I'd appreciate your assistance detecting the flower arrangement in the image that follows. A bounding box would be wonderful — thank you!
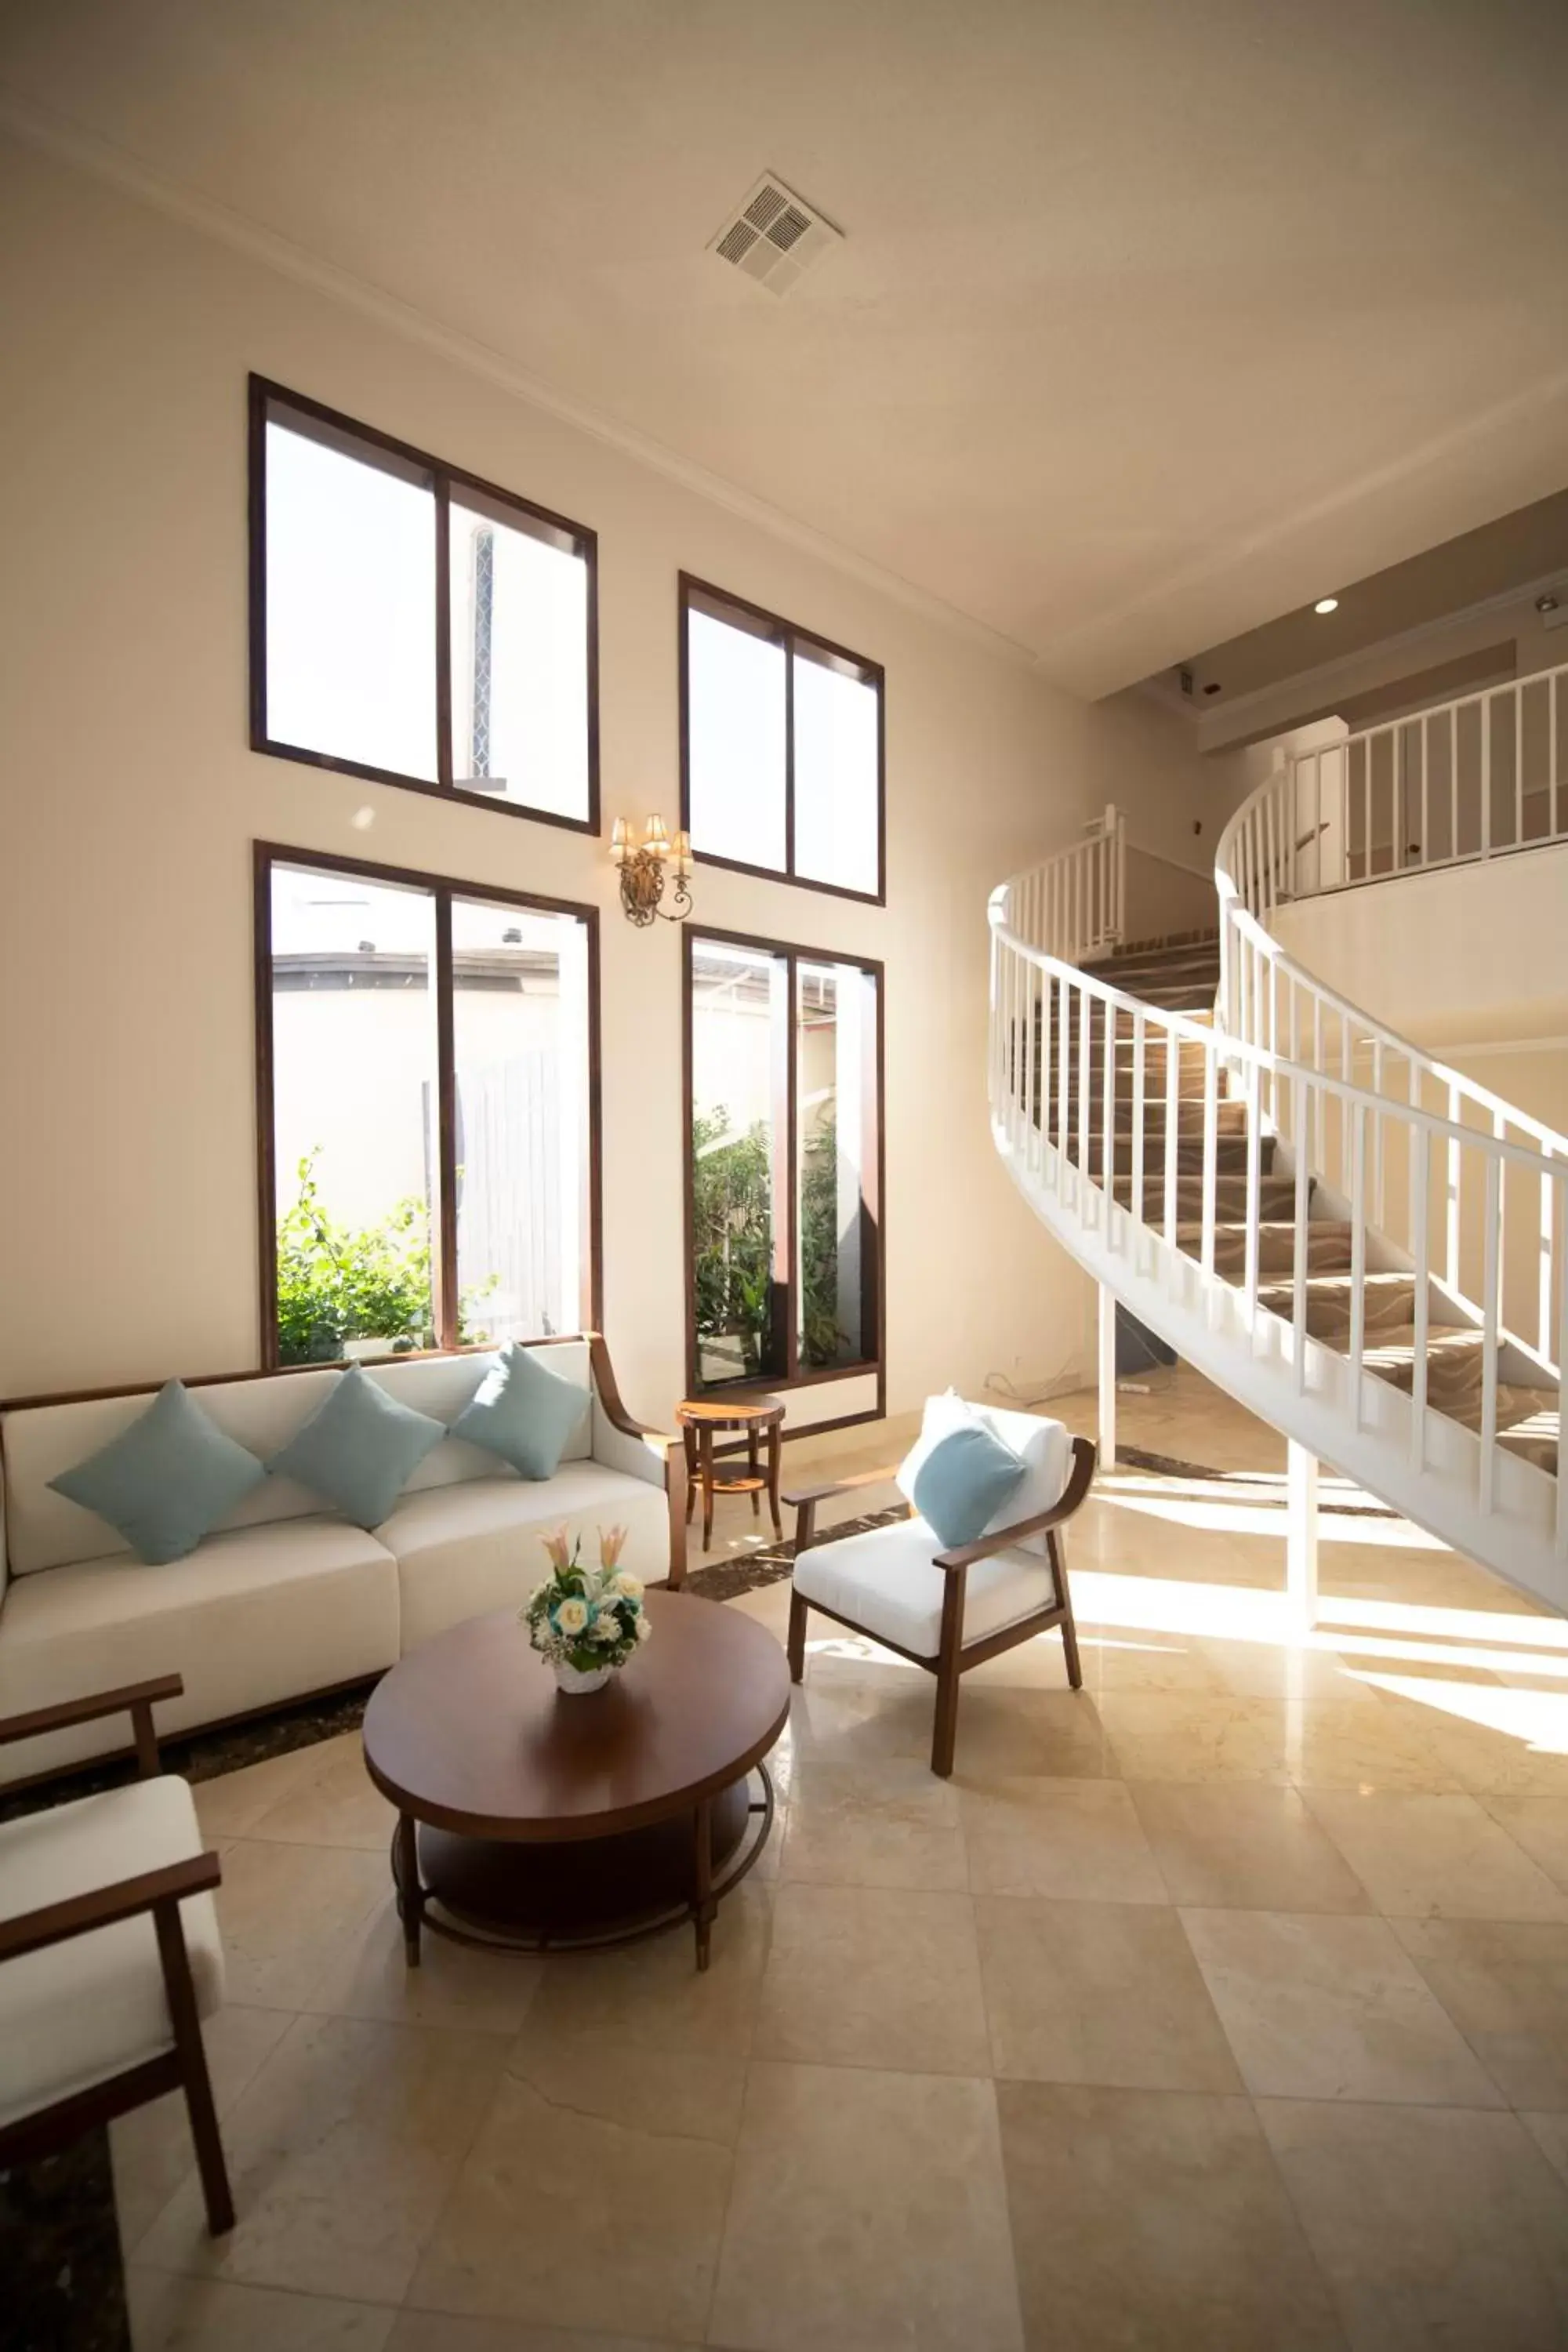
[522,1526,650,1691]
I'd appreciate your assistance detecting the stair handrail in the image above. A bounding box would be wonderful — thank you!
[1247,657,1567,912]
[988,828,1568,1573]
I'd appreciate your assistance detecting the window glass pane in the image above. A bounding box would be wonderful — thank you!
[687,608,787,872]
[269,866,441,1362]
[793,652,880,895]
[449,499,590,821]
[264,416,438,781]
[797,962,879,1369]
[451,897,590,1344]
[690,941,789,1387]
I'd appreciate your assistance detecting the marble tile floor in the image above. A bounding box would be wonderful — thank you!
[115,1370,1568,2348]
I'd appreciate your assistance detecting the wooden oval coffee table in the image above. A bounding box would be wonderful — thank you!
[361,1591,789,1969]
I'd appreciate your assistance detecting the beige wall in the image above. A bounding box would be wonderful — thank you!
[0,135,1236,1421]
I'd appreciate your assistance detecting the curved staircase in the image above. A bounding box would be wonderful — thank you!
[991,668,1568,1610]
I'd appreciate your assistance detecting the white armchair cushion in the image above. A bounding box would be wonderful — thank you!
[792,1516,1060,1660]
[0,1775,223,2129]
[897,1395,1069,1557]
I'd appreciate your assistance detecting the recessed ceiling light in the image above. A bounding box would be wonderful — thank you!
[1314,597,1339,615]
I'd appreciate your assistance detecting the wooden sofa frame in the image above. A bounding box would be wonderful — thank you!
[784,1435,1097,1777]
[0,1675,234,2235]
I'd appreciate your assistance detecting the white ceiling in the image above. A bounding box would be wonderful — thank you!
[6,0,1568,697]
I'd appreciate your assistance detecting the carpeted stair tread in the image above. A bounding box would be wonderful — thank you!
[1177,1220,1358,1276]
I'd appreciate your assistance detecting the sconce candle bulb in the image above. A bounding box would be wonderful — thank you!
[611,811,692,926]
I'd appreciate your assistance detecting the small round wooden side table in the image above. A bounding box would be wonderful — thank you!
[677,1397,785,1549]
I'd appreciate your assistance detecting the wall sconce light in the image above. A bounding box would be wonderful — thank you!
[610,813,693,927]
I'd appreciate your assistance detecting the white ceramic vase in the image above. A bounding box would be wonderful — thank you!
[553,1660,612,1696]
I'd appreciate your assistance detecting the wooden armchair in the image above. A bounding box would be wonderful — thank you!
[0,1676,234,2235]
[785,1436,1097,1777]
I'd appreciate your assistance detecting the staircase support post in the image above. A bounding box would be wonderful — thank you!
[1287,1439,1319,1633]
[1098,1284,1117,1468]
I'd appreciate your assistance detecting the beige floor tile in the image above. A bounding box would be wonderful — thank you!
[754,1881,990,2074]
[1482,1795,1568,1890]
[387,2316,692,2351]
[1181,1907,1504,2106]
[1200,1638,1381,1705]
[1129,1782,1371,1914]
[135,2013,500,2303]
[1098,1692,1294,1784]
[1302,1788,1568,1921]
[241,1737,397,1851]
[780,1756,967,1889]
[127,2270,395,2350]
[708,2060,1023,2352]
[113,2005,293,2249]
[1523,2109,1568,2188]
[191,1745,334,1841]
[407,2040,739,2339]
[1422,1706,1568,1798]
[1072,1626,1232,1694]
[214,1839,390,2009]
[1258,2099,1568,2350]
[516,1879,772,2056]
[299,1891,545,2036]
[975,1895,1240,2091]
[1287,1700,1462,1793]
[996,2081,1343,2350]
[960,1775,1167,1901]
[950,1685,1122,1780]
[785,1667,931,1765]
[1392,1917,1568,2108]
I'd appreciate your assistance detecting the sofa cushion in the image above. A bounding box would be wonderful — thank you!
[0,1773,223,2129]
[47,1381,266,1566]
[897,1395,1070,1558]
[452,1342,593,1480]
[792,1515,1060,1660]
[2,1343,601,1578]
[378,1465,671,1653]
[0,1518,400,1784]
[267,1366,444,1530]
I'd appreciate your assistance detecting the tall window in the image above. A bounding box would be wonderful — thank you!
[681,576,884,902]
[685,929,882,1394]
[256,846,597,1366]
[250,379,597,829]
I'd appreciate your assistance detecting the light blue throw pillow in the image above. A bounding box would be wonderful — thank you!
[49,1380,266,1566]
[268,1364,443,1529]
[452,1342,590,1479]
[911,1421,1026,1552]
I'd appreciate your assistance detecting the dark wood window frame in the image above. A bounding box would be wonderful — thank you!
[249,376,601,835]
[678,574,887,906]
[682,923,886,1425]
[253,840,603,1369]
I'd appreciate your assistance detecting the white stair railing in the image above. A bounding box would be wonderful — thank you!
[989,733,1568,1607]
[1247,659,1568,907]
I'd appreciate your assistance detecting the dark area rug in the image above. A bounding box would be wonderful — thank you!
[0,2135,128,2352]
[1115,1443,1397,1515]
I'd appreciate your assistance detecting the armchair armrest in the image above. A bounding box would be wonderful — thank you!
[0,1674,184,1777]
[0,1849,222,1968]
[931,1437,1098,1572]
[781,1464,902,1512]
[586,1334,672,1454]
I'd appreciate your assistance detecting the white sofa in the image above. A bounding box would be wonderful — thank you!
[0,1336,681,1787]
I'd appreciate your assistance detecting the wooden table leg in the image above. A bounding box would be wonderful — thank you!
[748,1421,760,1517]
[682,1423,699,1526]
[767,1417,783,1537]
[394,1812,423,1968]
[699,1425,715,1550]
[692,1795,716,1972]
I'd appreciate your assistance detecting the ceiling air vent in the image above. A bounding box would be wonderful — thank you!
[709,175,841,296]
